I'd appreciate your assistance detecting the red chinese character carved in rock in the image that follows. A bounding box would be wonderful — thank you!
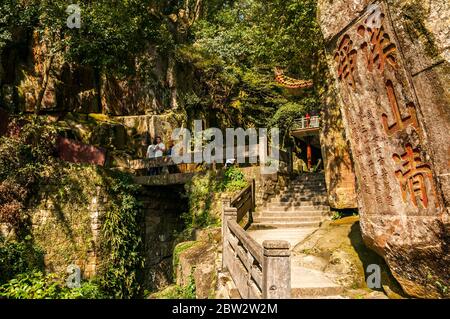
[334,34,358,90]
[357,14,398,73]
[393,144,437,208]
[382,80,419,135]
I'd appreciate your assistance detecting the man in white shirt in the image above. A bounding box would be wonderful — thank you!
[153,136,166,158]
[147,136,166,175]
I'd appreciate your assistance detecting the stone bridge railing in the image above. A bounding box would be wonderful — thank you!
[126,145,294,175]
[222,182,291,299]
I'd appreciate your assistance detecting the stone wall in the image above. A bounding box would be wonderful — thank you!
[27,185,105,279]
[240,166,290,209]
[318,0,450,297]
[1,177,189,290]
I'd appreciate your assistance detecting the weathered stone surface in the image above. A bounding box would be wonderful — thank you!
[320,86,358,209]
[319,1,450,298]
[318,0,372,41]
[293,216,404,298]
[1,31,180,116]
[115,113,181,158]
[56,137,107,166]
[175,228,221,299]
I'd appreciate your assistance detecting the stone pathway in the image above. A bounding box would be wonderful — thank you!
[247,228,316,248]
[248,227,345,299]
[248,173,346,299]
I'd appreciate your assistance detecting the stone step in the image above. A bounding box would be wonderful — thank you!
[267,203,330,210]
[273,198,328,205]
[277,193,328,198]
[288,179,326,183]
[271,196,327,202]
[265,208,330,214]
[269,202,328,208]
[276,193,328,198]
[290,185,325,188]
[293,174,325,180]
[282,189,327,194]
[254,216,323,223]
[249,221,322,229]
[291,266,344,298]
[216,272,241,299]
[291,286,345,298]
[284,185,327,190]
[255,211,325,218]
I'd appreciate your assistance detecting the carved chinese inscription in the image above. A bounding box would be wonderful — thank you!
[357,15,398,73]
[393,144,437,208]
[382,80,419,136]
[334,35,358,90]
[332,4,440,213]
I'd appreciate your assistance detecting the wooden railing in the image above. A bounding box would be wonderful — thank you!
[222,182,291,299]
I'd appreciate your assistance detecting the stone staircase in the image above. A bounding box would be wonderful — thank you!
[251,173,330,229]
[247,173,344,299]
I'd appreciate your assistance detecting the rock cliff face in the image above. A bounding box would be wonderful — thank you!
[318,0,449,298]
[0,31,182,116]
[320,85,358,209]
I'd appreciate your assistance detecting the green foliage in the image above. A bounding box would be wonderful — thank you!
[0,0,38,50]
[178,0,323,127]
[181,167,247,233]
[0,116,145,299]
[182,172,221,231]
[153,273,197,299]
[0,271,105,299]
[58,281,107,299]
[172,241,198,277]
[0,116,58,236]
[180,272,197,299]
[64,0,163,74]
[99,171,144,299]
[0,238,44,285]
[331,210,358,220]
[0,272,63,299]
[221,166,247,191]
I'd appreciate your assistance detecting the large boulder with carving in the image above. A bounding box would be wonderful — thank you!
[318,0,449,298]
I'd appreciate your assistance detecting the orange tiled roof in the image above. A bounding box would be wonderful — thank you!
[274,67,313,89]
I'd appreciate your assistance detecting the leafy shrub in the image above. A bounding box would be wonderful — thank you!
[221,166,247,191]
[152,273,197,299]
[0,272,62,299]
[0,116,57,236]
[59,281,107,299]
[0,271,105,299]
[0,238,44,285]
[98,171,144,299]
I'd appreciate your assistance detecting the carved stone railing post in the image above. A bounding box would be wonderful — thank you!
[221,201,237,271]
[262,240,291,299]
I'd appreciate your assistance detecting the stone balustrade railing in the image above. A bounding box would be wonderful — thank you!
[221,183,291,299]
[293,116,320,130]
[125,145,294,175]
